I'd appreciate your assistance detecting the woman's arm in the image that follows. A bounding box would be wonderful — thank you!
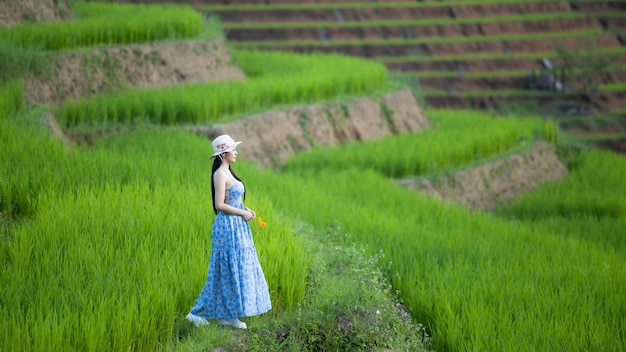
[214,171,255,221]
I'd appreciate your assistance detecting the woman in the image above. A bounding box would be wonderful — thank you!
[186,134,272,329]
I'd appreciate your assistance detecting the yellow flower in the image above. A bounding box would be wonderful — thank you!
[257,217,267,229]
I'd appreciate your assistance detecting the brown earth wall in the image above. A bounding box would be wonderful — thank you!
[25,39,245,105]
[450,2,571,18]
[425,34,622,56]
[574,2,626,14]
[214,7,451,23]
[399,141,569,210]
[191,87,429,167]
[419,77,526,91]
[594,91,626,111]
[413,71,625,92]
[424,94,588,110]
[214,3,576,24]
[202,0,415,4]
[385,58,562,73]
[257,34,621,58]
[0,0,73,27]
[226,18,601,42]
[604,18,626,31]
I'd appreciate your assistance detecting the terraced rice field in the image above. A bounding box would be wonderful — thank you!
[199,0,626,114]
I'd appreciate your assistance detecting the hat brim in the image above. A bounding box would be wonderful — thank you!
[210,140,242,157]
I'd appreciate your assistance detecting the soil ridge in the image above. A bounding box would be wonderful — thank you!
[187,86,430,167]
[397,141,568,210]
[25,39,245,105]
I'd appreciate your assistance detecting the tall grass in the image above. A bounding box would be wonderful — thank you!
[56,50,389,130]
[0,2,203,51]
[0,115,311,351]
[264,157,626,351]
[0,80,24,119]
[286,109,558,177]
[3,102,624,351]
[0,41,52,81]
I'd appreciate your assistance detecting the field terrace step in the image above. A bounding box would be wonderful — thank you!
[595,91,626,112]
[413,72,625,92]
[206,0,416,4]
[382,48,626,72]
[572,1,626,14]
[424,92,590,109]
[424,90,626,112]
[240,32,620,58]
[602,17,626,32]
[226,17,601,41]
[385,57,571,72]
[208,2,573,23]
[203,0,626,112]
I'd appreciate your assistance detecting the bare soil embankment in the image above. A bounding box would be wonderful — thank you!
[396,141,569,210]
[25,39,245,106]
[0,0,73,27]
[188,87,430,167]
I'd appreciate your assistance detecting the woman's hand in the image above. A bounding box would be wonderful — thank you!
[242,210,255,221]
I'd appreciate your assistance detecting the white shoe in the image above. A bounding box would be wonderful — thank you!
[218,318,247,329]
[186,313,210,327]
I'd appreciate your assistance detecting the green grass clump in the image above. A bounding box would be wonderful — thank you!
[286,109,557,177]
[0,41,52,81]
[0,81,24,119]
[0,2,203,51]
[55,50,389,130]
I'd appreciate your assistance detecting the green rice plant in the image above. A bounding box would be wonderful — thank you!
[3,101,625,351]
[599,83,626,92]
[0,41,52,81]
[55,50,389,130]
[286,109,557,178]
[0,2,203,51]
[1,117,311,351]
[233,28,603,48]
[0,81,24,119]
[260,163,626,351]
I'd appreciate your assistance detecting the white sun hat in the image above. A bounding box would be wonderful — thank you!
[210,134,242,158]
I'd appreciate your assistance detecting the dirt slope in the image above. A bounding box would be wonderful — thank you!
[187,87,430,167]
[397,141,568,210]
[0,0,73,27]
[25,39,245,105]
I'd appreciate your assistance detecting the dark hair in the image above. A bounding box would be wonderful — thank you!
[211,155,246,214]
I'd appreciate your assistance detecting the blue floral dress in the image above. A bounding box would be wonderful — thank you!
[189,171,272,319]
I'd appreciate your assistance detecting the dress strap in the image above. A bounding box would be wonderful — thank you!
[220,168,237,182]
